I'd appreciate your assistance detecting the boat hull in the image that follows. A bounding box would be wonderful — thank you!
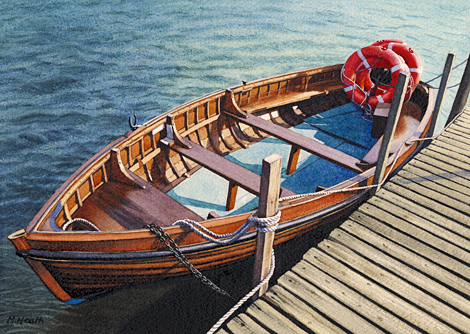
[14,191,367,301]
[8,63,435,302]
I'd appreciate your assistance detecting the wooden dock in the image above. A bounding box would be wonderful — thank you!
[216,104,470,333]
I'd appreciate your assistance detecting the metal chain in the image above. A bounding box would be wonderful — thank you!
[145,223,232,298]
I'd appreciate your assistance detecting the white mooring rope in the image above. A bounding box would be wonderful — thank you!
[173,210,281,245]
[177,210,281,334]
[206,251,276,334]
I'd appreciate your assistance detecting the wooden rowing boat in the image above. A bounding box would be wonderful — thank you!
[8,63,434,303]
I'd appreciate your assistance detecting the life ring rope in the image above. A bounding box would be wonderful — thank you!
[342,69,368,107]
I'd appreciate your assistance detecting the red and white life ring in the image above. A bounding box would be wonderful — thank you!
[380,42,422,90]
[341,45,409,109]
[363,40,422,97]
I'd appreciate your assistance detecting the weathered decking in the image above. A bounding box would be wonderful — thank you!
[217,104,470,333]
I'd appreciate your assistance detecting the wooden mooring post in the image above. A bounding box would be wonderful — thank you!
[446,52,470,125]
[252,154,282,301]
[427,52,455,138]
[371,71,410,196]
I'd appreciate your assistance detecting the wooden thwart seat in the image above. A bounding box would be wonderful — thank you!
[164,138,296,211]
[227,113,364,174]
[86,179,203,229]
[81,149,204,230]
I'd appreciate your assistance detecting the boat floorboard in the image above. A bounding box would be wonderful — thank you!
[216,103,470,333]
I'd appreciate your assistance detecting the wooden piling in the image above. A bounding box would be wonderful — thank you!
[252,154,282,301]
[427,53,455,137]
[371,71,410,196]
[446,52,470,125]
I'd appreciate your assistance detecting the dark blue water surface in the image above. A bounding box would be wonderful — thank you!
[1,0,469,333]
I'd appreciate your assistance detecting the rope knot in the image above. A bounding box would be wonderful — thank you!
[248,209,281,233]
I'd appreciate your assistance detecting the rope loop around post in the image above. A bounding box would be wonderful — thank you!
[172,209,281,246]
[248,209,281,233]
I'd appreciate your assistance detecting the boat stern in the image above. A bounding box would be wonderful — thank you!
[7,229,75,303]
[7,229,30,252]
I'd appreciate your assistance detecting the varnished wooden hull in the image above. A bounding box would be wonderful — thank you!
[9,63,435,303]
[14,192,363,301]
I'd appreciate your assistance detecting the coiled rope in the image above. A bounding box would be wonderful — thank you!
[62,218,100,231]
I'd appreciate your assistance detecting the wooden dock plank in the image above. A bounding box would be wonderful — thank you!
[278,270,383,334]
[329,228,470,317]
[454,117,470,130]
[429,135,470,160]
[447,122,470,136]
[349,210,470,279]
[407,158,470,196]
[226,313,270,334]
[367,195,470,251]
[431,138,470,161]
[456,111,470,119]
[361,201,470,263]
[382,180,470,226]
[391,172,470,215]
[340,219,470,298]
[376,188,470,240]
[414,154,470,185]
[409,148,470,176]
[302,248,459,333]
[442,126,470,143]
[215,329,230,334]
[427,142,470,167]
[290,255,421,334]
[403,157,470,192]
[244,299,309,334]
[434,135,470,160]
[317,238,470,333]
[264,285,345,334]
[398,164,470,202]
[214,329,230,334]
[450,116,470,128]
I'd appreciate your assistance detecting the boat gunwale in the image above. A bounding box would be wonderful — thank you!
[23,63,346,235]
[16,192,367,262]
[22,69,433,243]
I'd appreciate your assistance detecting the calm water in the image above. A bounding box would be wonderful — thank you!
[1,0,469,333]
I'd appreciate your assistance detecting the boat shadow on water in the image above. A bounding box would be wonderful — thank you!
[45,222,338,334]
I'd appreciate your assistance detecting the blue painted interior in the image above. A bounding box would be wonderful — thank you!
[168,103,377,218]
